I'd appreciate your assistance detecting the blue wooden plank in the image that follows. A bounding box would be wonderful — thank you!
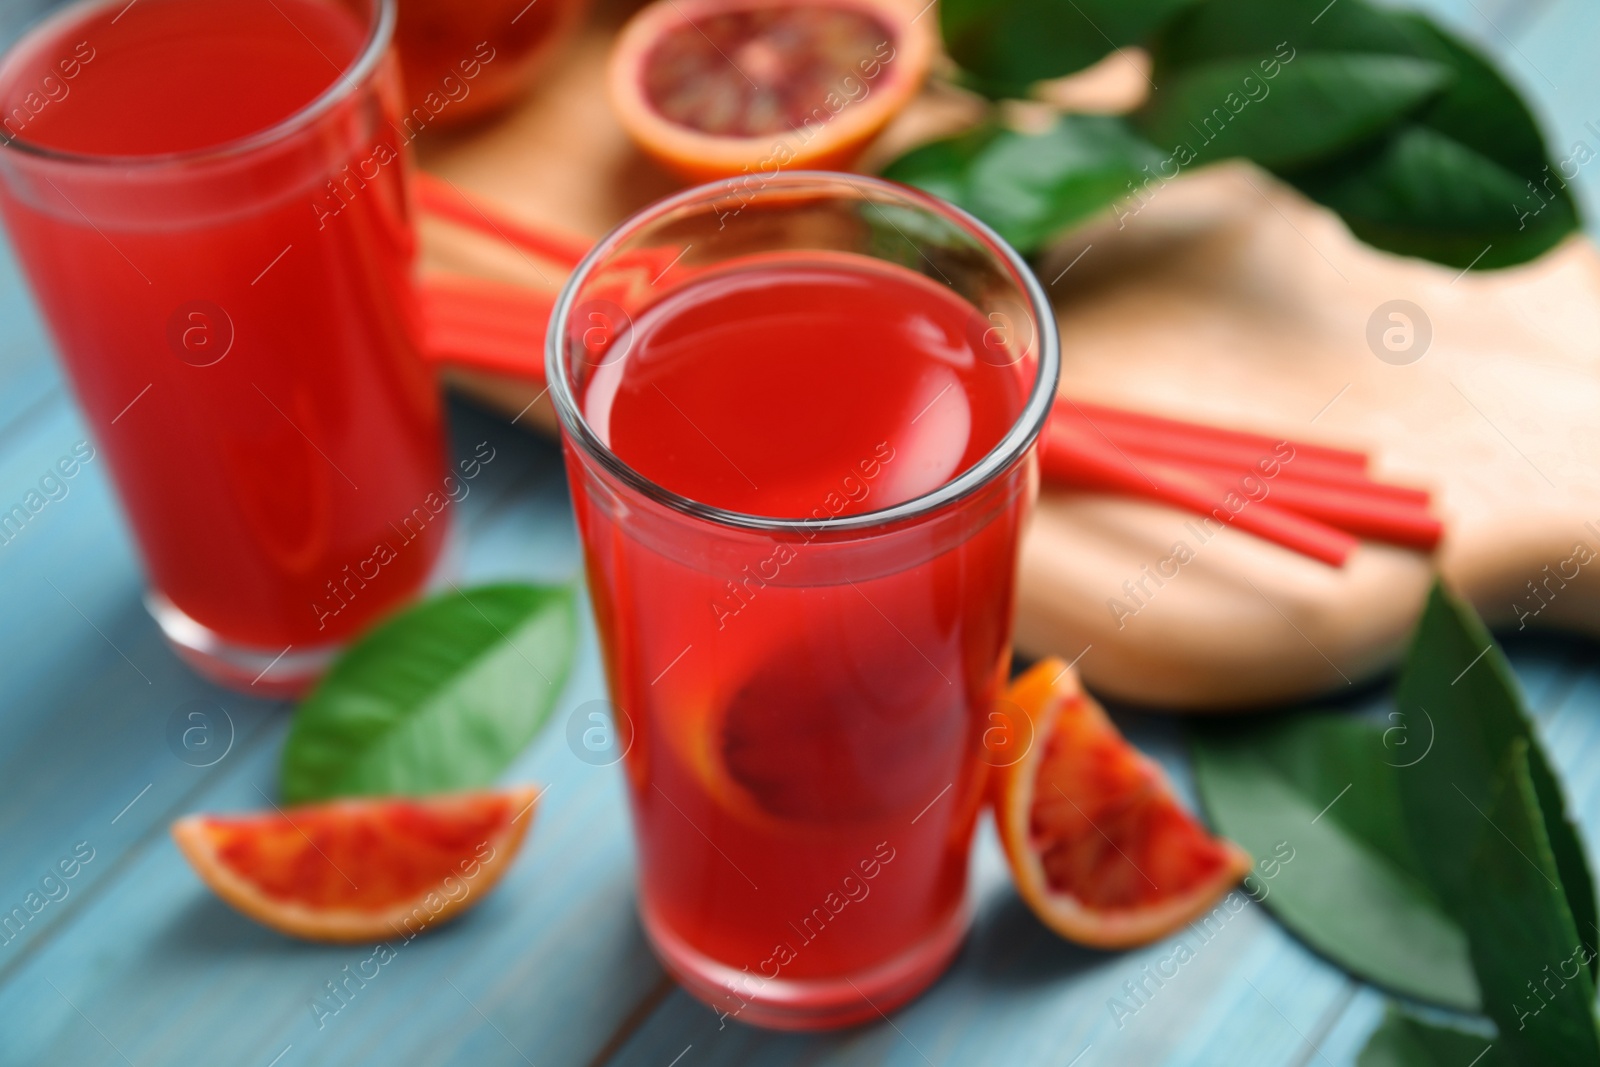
[0,227,63,439]
[0,391,140,705]
[1316,986,1399,1064]
[0,392,294,981]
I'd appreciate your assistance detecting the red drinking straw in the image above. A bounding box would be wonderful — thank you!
[415,172,591,269]
[1054,402,1369,487]
[419,275,555,377]
[1040,421,1358,566]
[1236,479,1443,549]
[1154,455,1431,505]
[1060,398,1369,469]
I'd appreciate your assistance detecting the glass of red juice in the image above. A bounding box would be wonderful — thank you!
[547,173,1059,1028]
[0,0,448,692]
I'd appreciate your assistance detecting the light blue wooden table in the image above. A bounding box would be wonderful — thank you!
[2,1,1597,1063]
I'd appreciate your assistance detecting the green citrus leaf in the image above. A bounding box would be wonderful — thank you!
[1282,17,1578,268]
[280,582,577,803]
[879,122,1002,207]
[1135,53,1451,170]
[1146,0,1427,69]
[940,0,1195,98]
[1193,714,1479,1010]
[1393,583,1598,985]
[1289,126,1574,269]
[1356,1005,1502,1067]
[1142,0,1579,268]
[882,115,1166,253]
[1384,13,1549,177]
[1461,741,1600,1064]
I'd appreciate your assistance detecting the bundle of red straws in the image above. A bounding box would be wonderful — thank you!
[1041,400,1439,566]
[415,175,1443,566]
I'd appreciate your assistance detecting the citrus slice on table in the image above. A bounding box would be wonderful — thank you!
[171,786,538,942]
[993,661,1251,948]
[607,0,936,181]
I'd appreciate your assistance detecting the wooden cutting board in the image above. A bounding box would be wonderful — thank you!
[417,8,1600,710]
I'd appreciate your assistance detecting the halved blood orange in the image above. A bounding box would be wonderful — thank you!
[607,0,936,182]
[172,786,538,942]
[994,661,1251,948]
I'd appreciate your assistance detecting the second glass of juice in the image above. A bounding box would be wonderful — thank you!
[0,0,447,692]
[548,174,1059,1028]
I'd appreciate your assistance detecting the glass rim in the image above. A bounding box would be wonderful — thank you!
[0,0,395,167]
[545,171,1062,537]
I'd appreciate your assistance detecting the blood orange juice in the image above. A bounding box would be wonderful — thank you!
[550,176,1059,1028]
[0,0,446,691]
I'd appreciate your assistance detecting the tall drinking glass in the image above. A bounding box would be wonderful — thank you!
[0,0,448,692]
[548,173,1059,1028]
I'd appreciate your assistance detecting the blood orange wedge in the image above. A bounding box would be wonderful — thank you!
[607,0,936,181]
[994,661,1251,948]
[171,786,538,942]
